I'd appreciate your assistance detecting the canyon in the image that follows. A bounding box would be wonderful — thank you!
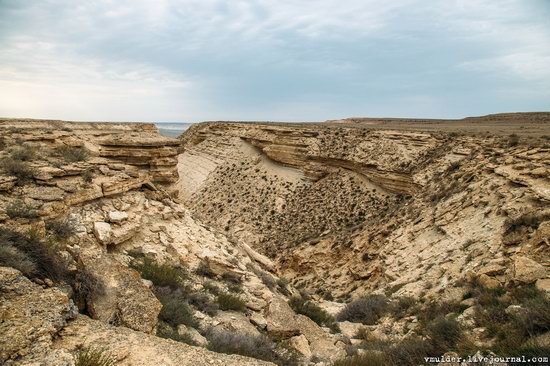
[0,114,549,365]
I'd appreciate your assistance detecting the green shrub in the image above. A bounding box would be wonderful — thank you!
[0,243,37,276]
[333,351,390,366]
[72,269,105,314]
[217,292,247,312]
[82,168,94,183]
[74,347,115,366]
[289,297,336,329]
[188,291,218,316]
[336,295,389,325]
[206,328,280,363]
[426,316,462,353]
[0,158,34,183]
[46,218,76,239]
[195,261,215,278]
[9,145,37,161]
[203,280,220,295]
[0,227,68,281]
[5,200,38,219]
[386,337,433,366]
[56,145,89,162]
[390,296,416,318]
[158,294,199,328]
[131,257,188,289]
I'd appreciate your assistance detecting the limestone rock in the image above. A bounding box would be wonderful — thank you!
[0,267,78,365]
[79,250,161,333]
[177,325,208,347]
[288,335,311,358]
[108,210,128,222]
[212,311,261,337]
[55,315,275,365]
[512,256,547,284]
[265,297,301,339]
[535,278,550,293]
[93,221,112,244]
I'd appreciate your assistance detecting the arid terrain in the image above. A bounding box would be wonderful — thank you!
[1,113,549,366]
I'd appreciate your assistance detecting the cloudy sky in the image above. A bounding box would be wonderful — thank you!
[0,0,549,122]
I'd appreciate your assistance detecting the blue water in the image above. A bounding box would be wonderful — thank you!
[154,122,193,137]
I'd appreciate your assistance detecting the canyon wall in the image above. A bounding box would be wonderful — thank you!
[178,117,550,301]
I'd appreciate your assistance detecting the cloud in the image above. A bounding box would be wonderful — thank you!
[0,0,549,121]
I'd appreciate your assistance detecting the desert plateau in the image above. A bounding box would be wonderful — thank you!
[0,113,549,365]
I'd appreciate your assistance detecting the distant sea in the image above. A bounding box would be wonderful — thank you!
[154,122,193,137]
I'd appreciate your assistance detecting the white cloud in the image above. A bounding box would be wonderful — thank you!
[0,0,549,121]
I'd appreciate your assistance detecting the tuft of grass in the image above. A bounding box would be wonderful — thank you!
[217,292,247,312]
[206,328,282,364]
[157,293,199,328]
[0,227,68,281]
[131,257,188,289]
[188,291,218,316]
[203,280,221,295]
[82,168,94,183]
[0,158,34,184]
[0,243,37,276]
[56,145,89,162]
[74,347,115,366]
[426,316,463,353]
[333,352,390,366]
[195,261,216,278]
[9,145,37,161]
[5,200,38,219]
[336,294,389,325]
[46,217,77,240]
[289,297,338,331]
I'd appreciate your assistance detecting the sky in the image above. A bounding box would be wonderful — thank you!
[0,0,549,122]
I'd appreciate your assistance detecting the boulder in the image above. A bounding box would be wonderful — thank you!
[535,278,550,294]
[512,256,547,284]
[177,325,208,347]
[0,267,78,365]
[93,221,112,244]
[265,297,346,362]
[212,311,261,337]
[79,249,161,333]
[108,210,129,222]
[288,335,312,358]
[338,321,365,339]
[111,222,140,245]
[265,297,301,339]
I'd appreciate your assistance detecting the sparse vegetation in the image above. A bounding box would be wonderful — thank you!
[0,158,35,183]
[217,292,247,312]
[56,145,89,162]
[195,261,215,278]
[5,200,38,219]
[46,217,77,239]
[0,227,67,280]
[0,243,37,276]
[289,296,338,331]
[9,145,37,161]
[157,293,199,328]
[131,257,188,289]
[206,328,295,365]
[74,347,115,366]
[82,168,94,183]
[333,351,390,366]
[337,294,389,325]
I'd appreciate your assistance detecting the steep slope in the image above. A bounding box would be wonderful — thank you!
[178,115,550,301]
